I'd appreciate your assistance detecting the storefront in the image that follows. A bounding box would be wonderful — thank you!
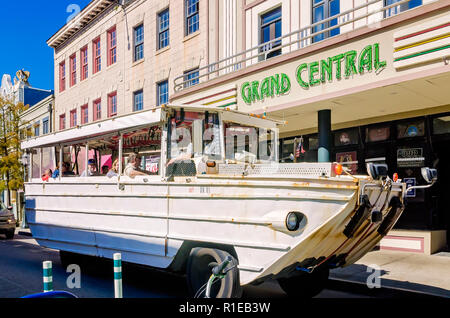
[280,113,450,243]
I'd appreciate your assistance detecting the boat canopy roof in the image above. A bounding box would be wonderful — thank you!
[21,104,283,150]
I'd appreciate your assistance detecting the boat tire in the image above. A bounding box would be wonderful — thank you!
[5,229,14,240]
[186,247,242,298]
[278,267,329,298]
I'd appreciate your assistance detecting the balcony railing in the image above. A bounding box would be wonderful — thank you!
[174,0,428,92]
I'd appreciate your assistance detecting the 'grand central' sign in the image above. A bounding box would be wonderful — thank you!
[241,43,386,105]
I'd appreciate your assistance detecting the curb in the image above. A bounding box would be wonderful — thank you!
[327,277,447,298]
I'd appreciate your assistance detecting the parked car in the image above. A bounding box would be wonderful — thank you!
[0,202,15,239]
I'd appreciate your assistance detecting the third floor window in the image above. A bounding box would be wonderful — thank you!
[81,46,88,81]
[93,38,101,73]
[70,54,77,87]
[312,0,340,43]
[158,9,170,50]
[134,24,144,62]
[59,61,66,92]
[185,0,199,36]
[108,26,117,66]
[384,0,422,18]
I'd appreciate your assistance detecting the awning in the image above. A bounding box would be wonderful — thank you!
[21,108,162,150]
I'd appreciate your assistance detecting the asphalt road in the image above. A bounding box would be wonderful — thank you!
[0,232,410,299]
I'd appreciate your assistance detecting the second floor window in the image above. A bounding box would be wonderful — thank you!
[59,61,66,92]
[42,117,49,135]
[157,80,169,106]
[133,90,144,112]
[108,27,117,66]
[93,38,101,73]
[134,24,144,62]
[384,0,422,18]
[81,46,88,81]
[70,109,77,127]
[93,99,101,121]
[158,9,170,50]
[70,54,77,87]
[59,114,66,130]
[81,104,89,124]
[312,0,340,43]
[34,122,40,137]
[184,69,199,88]
[185,0,199,36]
[260,7,282,60]
[108,92,117,117]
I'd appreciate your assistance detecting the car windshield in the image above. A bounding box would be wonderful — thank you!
[0,201,7,210]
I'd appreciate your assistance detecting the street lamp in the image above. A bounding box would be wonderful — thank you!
[20,152,30,229]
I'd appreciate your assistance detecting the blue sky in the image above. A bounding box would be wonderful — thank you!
[0,0,91,90]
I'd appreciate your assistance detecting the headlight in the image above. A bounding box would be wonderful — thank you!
[7,219,14,224]
[286,213,300,231]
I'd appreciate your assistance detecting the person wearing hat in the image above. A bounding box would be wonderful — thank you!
[81,159,98,177]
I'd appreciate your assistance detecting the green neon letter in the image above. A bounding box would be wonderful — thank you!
[280,73,291,94]
[359,45,373,74]
[260,77,271,100]
[344,50,358,78]
[374,43,387,71]
[270,74,280,96]
[332,54,344,80]
[296,63,309,89]
[241,82,252,104]
[321,58,333,83]
[309,62,320,86]
[251,81,261,102]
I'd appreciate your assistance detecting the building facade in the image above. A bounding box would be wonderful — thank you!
[48,0,218,131]
[169,0,450,254]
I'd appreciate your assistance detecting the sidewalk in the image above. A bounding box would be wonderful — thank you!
[330,249,450,298]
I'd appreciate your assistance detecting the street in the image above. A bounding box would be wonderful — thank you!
[0,232,436,299]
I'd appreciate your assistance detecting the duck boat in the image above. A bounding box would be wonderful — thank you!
[21,104,436,298]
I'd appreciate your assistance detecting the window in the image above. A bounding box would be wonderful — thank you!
[433,116,450,135]
[185,0,199,36]
[42,117,49,135]
[59,61,66,92]
[334,128,359,146]
[183,69,199,88]
[134,24,144,61]
[26,126,32,140]
[81,46,88,81]
[158,9,170,50]
[312,0,340,43]
[366,125,391,142]
[34,122,40,137]
[384,0,422,18]
[59,114,66,130]
[70,54,77,87]
[93,38,101,74]
[133,90,144,112]
[108,27,117,66]
[70,109,77,127]
[397,120,425,139]
[81,104,89,124]
[108,92,117,117]
[93,99,102,121]
[157,81,169,106]
[260,7,282,60]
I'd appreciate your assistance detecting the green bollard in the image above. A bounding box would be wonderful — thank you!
[113,253,123,298]
[43,261,53,292]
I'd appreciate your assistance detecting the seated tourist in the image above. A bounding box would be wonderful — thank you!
[42,169,52,182]
[101,165,109,175]
[167,134,193,166]
[107,159,119,178]
[80,159,98,177]
[124,153,149,178]
[52,165,59,178]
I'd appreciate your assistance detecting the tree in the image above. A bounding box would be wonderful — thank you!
[0,96,29,206]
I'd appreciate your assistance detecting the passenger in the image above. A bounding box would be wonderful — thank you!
[62,162,76,176]
[106,159,119,178]
[52,165,59,178]
[80,159,98,177]
[101,165,109,175]
[124,153,148,178]
[42,169,52,182]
